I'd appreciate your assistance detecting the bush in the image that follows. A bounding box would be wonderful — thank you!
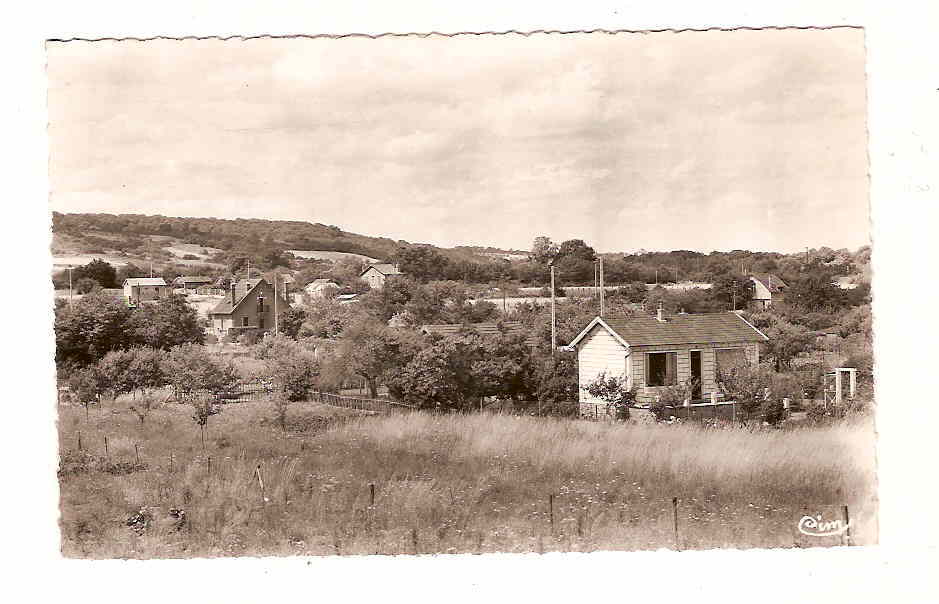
[583,371,636,420]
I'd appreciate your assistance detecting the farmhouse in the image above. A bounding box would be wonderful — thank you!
[749,273,787,310]
[420,321,540,348]
[360,263,403,289]
[122,277,169,306]
[567,309,768,416]
[304,278,341,299]
[208,277,289,340]
[171,275,214,290]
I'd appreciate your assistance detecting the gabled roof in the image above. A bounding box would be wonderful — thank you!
[568,312,768,349]
[173,275,213,284]
[124,278,167,287]
[209,278,267,315]
[360,263,403,277]
[420,321,540,347]
[750,273,788,293]
[305,279,340,290]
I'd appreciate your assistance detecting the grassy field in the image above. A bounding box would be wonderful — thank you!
[57,398,877,558]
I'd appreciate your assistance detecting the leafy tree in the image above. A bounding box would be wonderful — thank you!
[300,297,362,339]
[710,273,754,310]
[67,366,104,419]
[127,294,204,349]
[393,245,450,282]
[531,236,558,264]
[761,320,817,370]
[277,306,306,339]
[786,274,848,311]
[717,363,775,422]
[162,343,238,400]
[387,333,485,411]
[471,333,535,402]
[532,353,580,416]
[74,258,118,289]
[75,277,100,294]
[55,291,133,368]
[265,345,320,401]
[556,239,596,263]
[327,321,418,398]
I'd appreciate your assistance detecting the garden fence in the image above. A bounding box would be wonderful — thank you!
[309,390,417,414]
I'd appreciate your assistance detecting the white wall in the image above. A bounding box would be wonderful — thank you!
[576,324,628,403]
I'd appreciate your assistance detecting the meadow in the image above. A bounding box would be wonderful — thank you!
[57,398,877,558]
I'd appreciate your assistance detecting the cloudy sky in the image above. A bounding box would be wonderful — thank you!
[47,28,868,253]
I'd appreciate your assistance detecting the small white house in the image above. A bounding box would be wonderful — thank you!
[360,263,403,289]
[567,310,769,417]
[123,277,169,306]
[749,273,787,311]
[304,278,340,299]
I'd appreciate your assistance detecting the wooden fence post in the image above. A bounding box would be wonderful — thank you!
[369,483,375,507]
[549,493,555,534]
[672,497,680,551]
[77,431,82,452]
[104,435,109,461]
[135,443,140,466]
[256,464,267,503]
[842,505,852,546]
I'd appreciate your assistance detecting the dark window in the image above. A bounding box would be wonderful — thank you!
[242,316,249,327]
[647,352,678,386]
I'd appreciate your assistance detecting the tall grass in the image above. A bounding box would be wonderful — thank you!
[57,399,876,558]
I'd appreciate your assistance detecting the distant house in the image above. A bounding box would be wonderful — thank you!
[208,278,289,339]
[304,278,341,299]
[123,278,169,307]
[749,273,788,310]
[360,263,403,290]
[567,310,768,416]
[420,321,540,348]
[172,275,214,291]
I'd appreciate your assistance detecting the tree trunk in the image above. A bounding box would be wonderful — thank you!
[366,377,378,399]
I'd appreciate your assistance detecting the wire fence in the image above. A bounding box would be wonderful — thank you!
[309,390,417,414]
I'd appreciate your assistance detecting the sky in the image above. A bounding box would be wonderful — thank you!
[47,28,869,254]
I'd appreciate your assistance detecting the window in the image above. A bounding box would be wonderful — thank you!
[242,316,249,327]
[647,352,678,386]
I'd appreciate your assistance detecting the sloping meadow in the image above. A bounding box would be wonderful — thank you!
[58,400,876,558]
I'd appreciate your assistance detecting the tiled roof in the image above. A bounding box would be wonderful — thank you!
[209,278,265,315]
[361,263,403,276]
[124,278,167,286]
[750,273,788,293]
[421,321,540,346]
[572,313,768,348]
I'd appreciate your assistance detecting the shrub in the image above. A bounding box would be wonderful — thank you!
[583,371,635,420]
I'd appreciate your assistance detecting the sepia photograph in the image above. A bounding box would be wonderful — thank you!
[47,27,875,559]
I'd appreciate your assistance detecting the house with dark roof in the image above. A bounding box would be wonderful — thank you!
[749,273,788,310]
[122,277,169,307]
[420,321,540,348]
[208,278,289,339]
[567,309,768,415]
[171,275,214,290]
[360,263,403,290]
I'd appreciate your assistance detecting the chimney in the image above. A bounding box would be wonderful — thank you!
[656,302,666,322]
[231,282,236,306]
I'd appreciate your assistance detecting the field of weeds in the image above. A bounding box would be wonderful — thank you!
[57,399,877,558]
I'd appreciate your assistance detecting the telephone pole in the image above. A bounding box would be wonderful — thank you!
[550,260,557,357]
[273,273,278,336]
[599,256,605,318]
[67,265,74,308]
[732,279,738,311]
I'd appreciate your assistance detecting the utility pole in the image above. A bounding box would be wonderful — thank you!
[599,256,605,318]
[550,260,557,357]
[732,279,738,311]
[67,265,74,308]
[273,273,278,336]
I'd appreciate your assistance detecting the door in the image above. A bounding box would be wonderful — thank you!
[690,351,702,400]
